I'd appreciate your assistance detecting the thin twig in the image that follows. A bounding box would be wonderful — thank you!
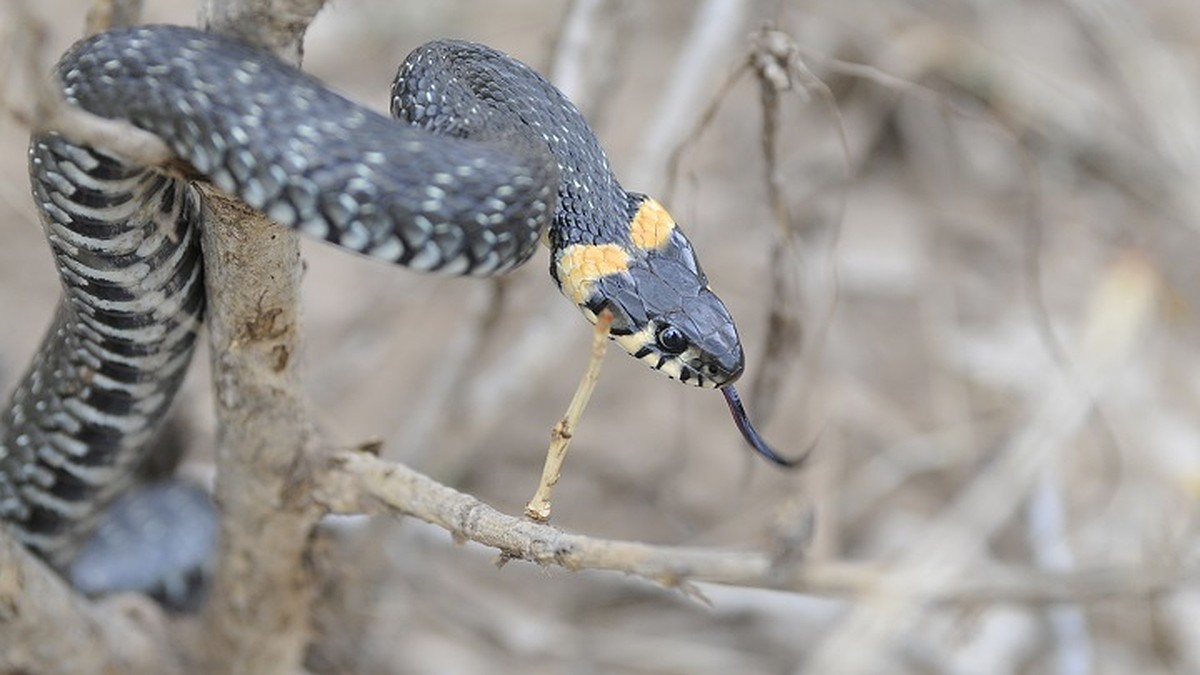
[524,311,612,522]
[662,60,750,205]
[313,448,1193,605]
[629,0,749,193]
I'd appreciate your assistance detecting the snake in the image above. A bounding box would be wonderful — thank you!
[0,24,797,602]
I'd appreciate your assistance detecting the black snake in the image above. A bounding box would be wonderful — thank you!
[0,24,795,603]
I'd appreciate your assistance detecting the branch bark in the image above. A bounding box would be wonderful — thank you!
[314,449,1194,606]
[4,0,171,165]
[182,2,329,673]
[0,535,182,674]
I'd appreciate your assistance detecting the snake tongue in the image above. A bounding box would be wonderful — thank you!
[720,385,805,468]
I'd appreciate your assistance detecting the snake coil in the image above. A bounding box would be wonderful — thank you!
[0,25,795,604]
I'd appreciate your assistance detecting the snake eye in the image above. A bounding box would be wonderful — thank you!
[655,325,688,355]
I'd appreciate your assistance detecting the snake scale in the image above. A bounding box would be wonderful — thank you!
[0,24,795,601]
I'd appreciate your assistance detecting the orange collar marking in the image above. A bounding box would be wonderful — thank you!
[629,198,675,251]
[556,243,631,305]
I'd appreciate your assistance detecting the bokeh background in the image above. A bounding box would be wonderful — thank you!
[3,1,1200,673]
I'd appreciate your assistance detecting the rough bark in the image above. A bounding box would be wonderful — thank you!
[0,536,182,674]
[182,3,329,672]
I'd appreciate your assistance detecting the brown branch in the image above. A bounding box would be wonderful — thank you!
[183,2,329,673]
[0,534,183,674]
[313,448,1194,606]
[746,28,805,427]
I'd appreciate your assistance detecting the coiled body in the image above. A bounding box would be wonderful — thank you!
[3,136,204,564]
[1,24,760,588]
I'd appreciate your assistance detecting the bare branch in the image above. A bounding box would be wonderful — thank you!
[525,311,612,522]
[188,186,326,674]
[2,1,171,165]
[315,448,1193,605]
[185,2,329,672]
[0,535,182,675]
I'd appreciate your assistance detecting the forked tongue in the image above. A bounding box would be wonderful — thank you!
[720,385,805,468]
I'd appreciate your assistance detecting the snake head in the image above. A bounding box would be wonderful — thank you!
[554,195,744,388]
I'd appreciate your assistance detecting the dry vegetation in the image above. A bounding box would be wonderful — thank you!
[2,0,1199,673]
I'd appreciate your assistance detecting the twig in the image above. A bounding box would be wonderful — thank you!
[745,26,852,428]
[2,0,172,166]
[313,448,1194,605]
[524,311,612,522]
[628,0,749,193]
[662,60,750,205]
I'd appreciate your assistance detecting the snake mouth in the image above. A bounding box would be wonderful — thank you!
[612,328,728,389]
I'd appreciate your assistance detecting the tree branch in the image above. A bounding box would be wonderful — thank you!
[183,2,329,673]
[314,448,1193,606]
[0,534,182,674]
[2,0,171,165]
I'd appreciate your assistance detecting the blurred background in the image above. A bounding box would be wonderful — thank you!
[3,0,1200,673]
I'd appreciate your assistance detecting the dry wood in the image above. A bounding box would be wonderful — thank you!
[181,1,329,672]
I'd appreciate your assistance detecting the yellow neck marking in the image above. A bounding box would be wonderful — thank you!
[557,243,630,305]
[629,198,676,251]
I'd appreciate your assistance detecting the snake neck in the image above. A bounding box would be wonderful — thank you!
[391,39,630,257]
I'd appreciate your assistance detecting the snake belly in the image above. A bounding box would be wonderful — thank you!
[0,24,630,573]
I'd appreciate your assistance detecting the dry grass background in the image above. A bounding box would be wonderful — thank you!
[3,0,1200,673]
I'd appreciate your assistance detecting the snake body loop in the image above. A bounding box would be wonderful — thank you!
[1,25,569,568]
[1,25,786,594]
